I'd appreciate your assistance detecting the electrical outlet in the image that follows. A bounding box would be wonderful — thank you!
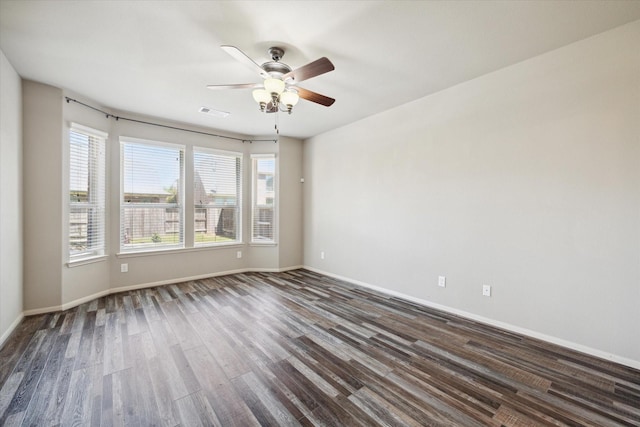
[121,263,128,273]
[320,251,325,260]
[438,276,446,288]
[482,284,491,297]
[236,251,242,259]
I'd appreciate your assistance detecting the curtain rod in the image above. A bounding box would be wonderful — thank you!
[64,97,277,143]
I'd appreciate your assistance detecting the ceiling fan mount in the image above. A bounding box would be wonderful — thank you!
[207,44,335,114]
[267,46,285,62]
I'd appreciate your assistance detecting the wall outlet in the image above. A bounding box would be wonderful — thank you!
[482,284,491,297]
[320,251,325,260]
[236,251,242,259]
[120,263,128,273]
[438,276,446,288]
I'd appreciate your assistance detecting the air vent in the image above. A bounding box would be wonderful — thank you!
[199,106,230,118]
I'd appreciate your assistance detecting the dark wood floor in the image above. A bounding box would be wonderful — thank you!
[0,269,638,426]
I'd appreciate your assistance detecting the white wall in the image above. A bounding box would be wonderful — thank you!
[303,21,640,365]
[0,50,23,347]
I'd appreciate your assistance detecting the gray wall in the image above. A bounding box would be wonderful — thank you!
[0,50,23,346]
[303,22,640,365]
[22,80,63,312]
[278,136,304,269]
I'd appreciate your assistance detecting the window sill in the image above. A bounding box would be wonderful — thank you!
[117,242,244,258]
[66,255,108,268]
[250,242,278,247]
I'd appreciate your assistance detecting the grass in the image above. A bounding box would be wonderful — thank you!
[195,232,233,243]
[126,233,233,245]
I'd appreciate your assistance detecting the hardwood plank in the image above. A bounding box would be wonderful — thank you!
[102,312,124,375]
[146,356,181,426]
[348,386,424,427]
[231,372,299,427]
[2,410,25,427]
[0,316,47,385]
[43,352,75,424]
[101,373,114,427]
[183,344,259,426]
[20,333,70,427]
[189,389,223,427]
[60,367,92,427]
[169,344,201,395]
[1,328,57,423]
[159,300,202,351]
[130,333,163,427]
[0,372,23,421]
[174,393,205,427]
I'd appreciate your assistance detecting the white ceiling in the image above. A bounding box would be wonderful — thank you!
[1,1,639,140]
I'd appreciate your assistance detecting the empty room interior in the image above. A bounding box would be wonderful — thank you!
[1,1,639,426]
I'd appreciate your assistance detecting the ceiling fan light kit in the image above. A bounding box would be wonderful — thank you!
[208,45,335,116]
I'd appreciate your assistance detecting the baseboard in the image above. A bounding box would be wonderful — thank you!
[22,265,303,317]
[0,313,25,350]
[246,265,304,273]
[303,266,640,370]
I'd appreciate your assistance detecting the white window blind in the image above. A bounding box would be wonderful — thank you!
[251,154,276,243]
[120,138,184,252]
[194,148,242,246]
[69,124,107,260]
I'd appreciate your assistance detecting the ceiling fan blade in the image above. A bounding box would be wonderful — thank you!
[297,87,335,107]
[282,57,334,83]
[206,83,260,90]
[221,45,270,79]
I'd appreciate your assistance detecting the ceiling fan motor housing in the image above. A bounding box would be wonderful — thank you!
[262,61,292,78]
[263,47,291,78]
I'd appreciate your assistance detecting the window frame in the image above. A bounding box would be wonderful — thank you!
[251,153,277,244]
[119,137,186,253]
[67,123,107,263]
[193,147,243,247]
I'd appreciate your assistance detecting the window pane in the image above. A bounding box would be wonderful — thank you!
[69,127,106,259]
[194,149,242,245]
[121,140,184,251]
[252,155,276,242]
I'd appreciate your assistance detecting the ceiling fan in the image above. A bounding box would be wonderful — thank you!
[207,45,335,114]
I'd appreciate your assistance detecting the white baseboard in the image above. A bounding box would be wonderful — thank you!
[303,266,640,370]
[22,265,302,317]
[0,313,25,350]
[246,265,304,273]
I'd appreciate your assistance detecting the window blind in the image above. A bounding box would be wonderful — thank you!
[251,154,276,243]
[69,124,106,260]
[194,148,242,246]
[120,138,184,252]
